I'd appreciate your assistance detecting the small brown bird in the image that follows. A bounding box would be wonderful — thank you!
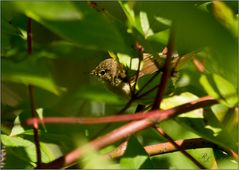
[90,57,130,96]
[91,51,194,97]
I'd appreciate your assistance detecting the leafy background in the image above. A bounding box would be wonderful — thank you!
[1,1,238,169]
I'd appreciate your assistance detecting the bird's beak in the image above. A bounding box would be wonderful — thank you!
[90,69,96,75]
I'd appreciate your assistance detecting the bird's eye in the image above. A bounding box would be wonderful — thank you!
[99,70,105,76]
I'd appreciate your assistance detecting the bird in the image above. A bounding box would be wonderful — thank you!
[90,51,186,97]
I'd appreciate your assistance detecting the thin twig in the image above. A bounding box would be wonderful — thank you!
[136,81,160,99]
[152,26,175,110]
[193,58,205,73]
[132,41,144,96]
[27,17,41,165]
[117,99,133,114]
[227,148,239,160]
[154,127,206,169]
[135,71,161,97]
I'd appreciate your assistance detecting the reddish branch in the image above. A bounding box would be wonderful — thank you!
[193,58,205,73]
[152,26,175,110]
[36,96,217,168]
[107,138,220,159]
[150,26,205,168]
[27,17,42,165]
[227,148,239,160]
[25,112,146,125]
[132,41,145,95]
[25,96,215,126]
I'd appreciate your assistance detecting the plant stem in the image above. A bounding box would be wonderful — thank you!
[152,26,175,110]
[27,17,41,165]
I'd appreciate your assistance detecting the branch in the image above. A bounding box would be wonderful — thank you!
[25,96,216,126]
[36,96,217,168]
[135,71,160,98]
[193,58,205,73]
[107,138,220,159]
[132,41,144,96]
[152,26,175,110]
[27,17,41,165]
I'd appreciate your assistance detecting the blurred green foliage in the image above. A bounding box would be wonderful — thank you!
[1,1,238,169]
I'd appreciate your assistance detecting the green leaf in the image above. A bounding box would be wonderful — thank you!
[134,2,237,58]
[161,92,237,152]
[209,104,238,149]
[117,53,142,71]
[119,1,144,35]
[1,134,54,163]
[76,83,126,104]
[161,92,203,118]
[215,150,238,169]
[10,116,25,136]
[120,136,154,169]
[151,148,216,169]
[147,29,169,46]
[80,144,120,169]
[118,1,136,29]
[155,16,172,26]
[177,109,238,153]
[2,59,64,95]
[175,103,237,152]
[1,5,26,53]
[212,1,238,37]
[13,1,129,53]
[140,11,153,38]
[200,74,238,108]
[203,47,237,88]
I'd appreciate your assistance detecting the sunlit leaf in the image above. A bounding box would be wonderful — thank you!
[1,134,54,163]
[200,74,238,108]
[161,92,203,118]
[163,93,237,152]
[140,11,153,38]
[10,116,25,136]
[118,1,136,30]
[151,148,216,169]
[212,1,238,37]
[117,53,142,70]
[177,111,237,153]
[147,29,169,46]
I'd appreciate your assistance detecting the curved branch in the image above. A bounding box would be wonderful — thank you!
[107,138,220,158]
